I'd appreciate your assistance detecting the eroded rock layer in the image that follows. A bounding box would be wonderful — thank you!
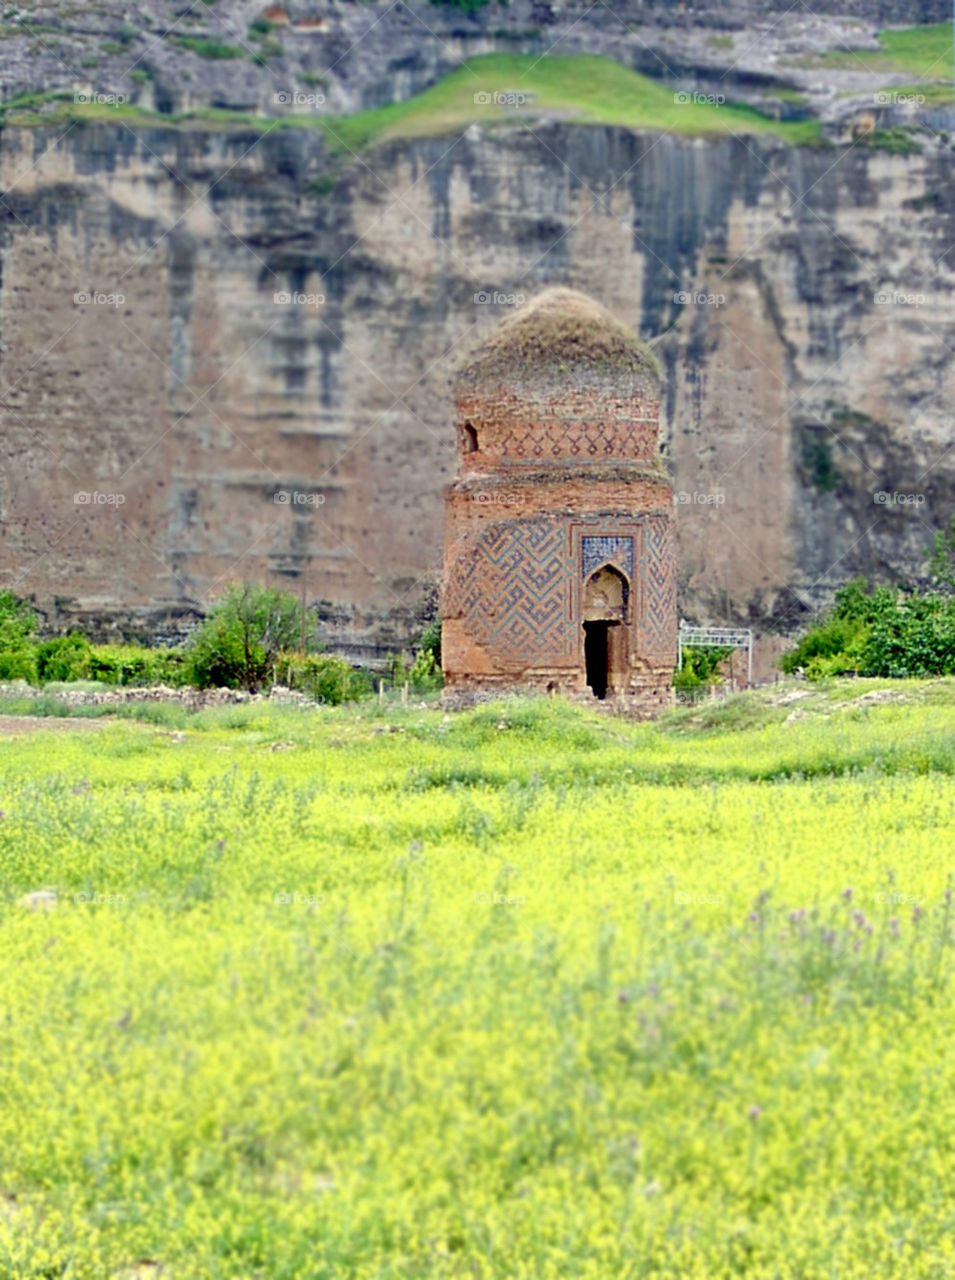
[1,121,953,670]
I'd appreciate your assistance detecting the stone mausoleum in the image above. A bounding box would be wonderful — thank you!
[441,288,677,716]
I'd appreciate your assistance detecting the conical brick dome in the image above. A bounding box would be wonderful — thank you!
[454,288,662,466]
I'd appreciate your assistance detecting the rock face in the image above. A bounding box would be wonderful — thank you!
[1,119,954,670]
[2,0,950,122]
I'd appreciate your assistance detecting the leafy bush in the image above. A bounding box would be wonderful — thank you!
[408,648,442,693]
[419,619,441,666]
[780,614,867,674]
[35,634,92,683]
[384,620,444,694]
[862,594,955,678]
[0,591,40,682]
[783,575,955,679]
[673,644,731,696]
[429,0,493,11]
[0,590,38,650]
[804,652,864,680]
[87,644,191,687]
[928,514,955,593]
[273,652,366,705]
[189,583,303,692]
[0,649,37,682]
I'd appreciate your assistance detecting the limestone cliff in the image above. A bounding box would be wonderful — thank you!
[1,119,953,670]
[2,0,951,123]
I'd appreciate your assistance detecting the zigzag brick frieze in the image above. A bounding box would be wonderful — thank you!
[495,419,652,462]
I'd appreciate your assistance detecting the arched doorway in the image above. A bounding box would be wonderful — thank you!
[582,565,629,699]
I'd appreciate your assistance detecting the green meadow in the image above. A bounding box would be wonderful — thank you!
[2,678,955,1277]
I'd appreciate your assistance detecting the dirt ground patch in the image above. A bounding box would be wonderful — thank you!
[0,715,112,736]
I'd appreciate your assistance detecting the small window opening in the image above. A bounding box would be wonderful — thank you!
[463,422,479,453]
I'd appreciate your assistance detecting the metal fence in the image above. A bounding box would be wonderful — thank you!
[677,623,754,687]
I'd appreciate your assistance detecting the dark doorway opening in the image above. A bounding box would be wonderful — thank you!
[463,422,478,453]
[584,621,611,699]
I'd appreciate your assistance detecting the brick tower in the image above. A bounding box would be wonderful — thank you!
[441,288,677,716]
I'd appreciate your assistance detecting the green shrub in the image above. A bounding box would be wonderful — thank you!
[830,577,899,625]
[251,39,284,64]
[673,645,731,695]
[928,514,955,593]
[0,649,37,682]
[784,575,955,680]
[804,652,862,680]
[35,633,92,683]
[781,615,867,674]
[0,590,38,650]
[189,583,302,692]
[861,594,955,678]
[273,652,365,704]
[87,644,191,687]
[429,0,493,11]
[419,618,441,666]
[408,648,442,693]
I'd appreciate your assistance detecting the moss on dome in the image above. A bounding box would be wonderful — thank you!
[456,288,661,391]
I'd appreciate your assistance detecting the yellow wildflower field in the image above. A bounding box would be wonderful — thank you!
[1,682,954,1278]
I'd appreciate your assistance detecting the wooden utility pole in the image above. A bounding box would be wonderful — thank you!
[300,566,306,656]
[300,518,308,657]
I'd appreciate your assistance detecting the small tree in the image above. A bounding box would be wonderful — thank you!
[190,582,302,692]
[36,633,92,683]
[0,590,38,651]
[419,619,441,666]
[928,515,955,594]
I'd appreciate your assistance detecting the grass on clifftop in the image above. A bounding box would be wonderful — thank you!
[792,20,953,87]
[318,54,821,149]
[878,21,954,77]
[2,54,821,147]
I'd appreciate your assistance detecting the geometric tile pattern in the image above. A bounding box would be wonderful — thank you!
[637,517,677,660]
[581,535,634,580]
[447,518,576,662]
[448,513,675,669]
